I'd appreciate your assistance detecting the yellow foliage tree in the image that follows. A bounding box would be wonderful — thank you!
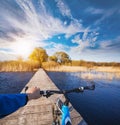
[29,47,48,66]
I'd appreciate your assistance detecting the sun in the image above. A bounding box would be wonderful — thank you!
[11,40,34,59]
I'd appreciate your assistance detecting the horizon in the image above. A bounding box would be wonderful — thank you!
[0,0,120,62]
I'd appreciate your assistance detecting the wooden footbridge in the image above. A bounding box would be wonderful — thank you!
[0,69,87,125]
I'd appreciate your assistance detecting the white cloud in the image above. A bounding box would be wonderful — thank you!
[85,6,119,26]
[99,36,120,52]
[67,30,100,60]
[85,7,104,14]
[55,0,71,17]
[94,8,118,25]
[71,36,120,62]
[0,51,18,61]
[70,31,98,54]
[0,0,89,60]
[46,42,69,56]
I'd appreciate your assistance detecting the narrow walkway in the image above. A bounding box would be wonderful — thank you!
[0,69,85,125]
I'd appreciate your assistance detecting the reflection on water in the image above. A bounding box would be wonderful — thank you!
[70,71,120,81]
[47,71,120,125]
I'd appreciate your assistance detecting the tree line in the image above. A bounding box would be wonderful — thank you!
[0,47,120,71]
[28,47,120,68]
[29,47,71,66]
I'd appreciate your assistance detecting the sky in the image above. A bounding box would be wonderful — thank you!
[0,0,120,62]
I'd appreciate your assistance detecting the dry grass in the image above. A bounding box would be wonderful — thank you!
[45,66,120,79]
[45,66,120,73]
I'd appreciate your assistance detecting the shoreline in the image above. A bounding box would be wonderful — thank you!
[0,68,38,73]
[0,66,120,73]
[1,66,120,80]
[45,66,120,79]
[44,66,120,73]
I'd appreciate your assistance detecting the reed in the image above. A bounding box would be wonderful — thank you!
[0,61,40,72]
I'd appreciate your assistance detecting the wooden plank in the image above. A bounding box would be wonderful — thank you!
[0,69,87,125]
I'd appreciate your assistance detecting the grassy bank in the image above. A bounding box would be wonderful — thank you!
[44,66,120,79]
[44,65,120,73]
[0,61,40,72]
[42,60,120,73]
[0,60,120,73]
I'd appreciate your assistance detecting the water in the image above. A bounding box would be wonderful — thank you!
[0,71,120,125]
[0,72,35,94]
[47,71,120,125]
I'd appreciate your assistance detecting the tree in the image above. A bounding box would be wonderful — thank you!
[54,51,71,64]
[29,47,48,66]
[48,56,57,62]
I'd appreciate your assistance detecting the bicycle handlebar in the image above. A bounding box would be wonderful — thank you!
[40,84,95,98]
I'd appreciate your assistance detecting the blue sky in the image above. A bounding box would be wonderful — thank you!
[0,0,120,62]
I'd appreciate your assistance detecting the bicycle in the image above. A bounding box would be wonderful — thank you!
[39,84,95,125]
